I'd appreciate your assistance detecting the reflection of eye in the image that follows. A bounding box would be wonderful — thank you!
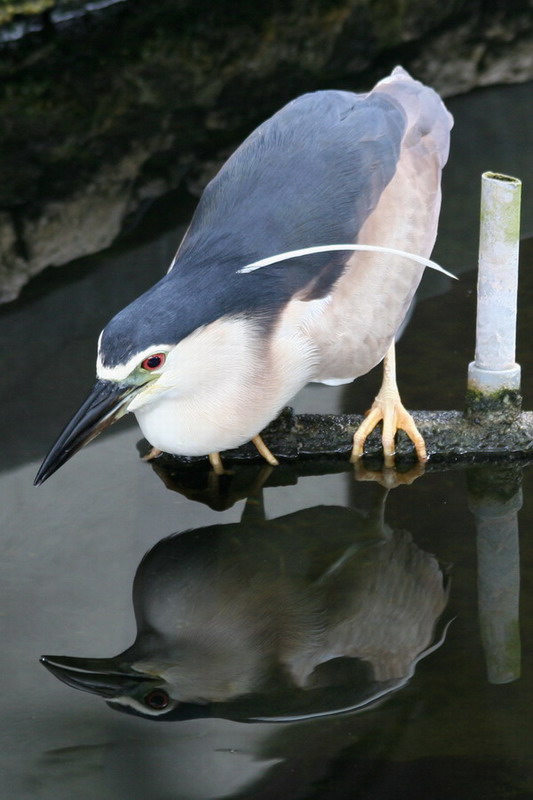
[144,689,170,710]
[141,353,166,371]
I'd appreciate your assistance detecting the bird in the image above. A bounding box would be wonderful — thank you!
[34,66,453,485]
[40,493,449,721]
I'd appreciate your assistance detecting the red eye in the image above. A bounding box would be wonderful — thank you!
[144,689,170,710]
[141,353,166,371]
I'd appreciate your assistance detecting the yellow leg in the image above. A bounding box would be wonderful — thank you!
[251,435,279,466]
[209,452,226,475]
[142,447,163,461]
[350,341,427,466]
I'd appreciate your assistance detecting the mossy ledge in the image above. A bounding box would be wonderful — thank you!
[152,406,533,470]
[465,388,522,423]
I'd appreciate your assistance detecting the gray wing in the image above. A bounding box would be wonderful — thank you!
[173,87,407,287]
[101,71,451,364]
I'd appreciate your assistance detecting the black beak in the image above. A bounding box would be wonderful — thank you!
[40,655,152,698]
[34,379,138,486]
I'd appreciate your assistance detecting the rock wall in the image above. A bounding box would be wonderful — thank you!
[1,0,532,301]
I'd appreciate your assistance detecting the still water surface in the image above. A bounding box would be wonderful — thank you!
[2,81,533,799]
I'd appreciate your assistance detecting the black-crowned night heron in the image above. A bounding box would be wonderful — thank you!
[41,498,448,721]
[35,66,453,484]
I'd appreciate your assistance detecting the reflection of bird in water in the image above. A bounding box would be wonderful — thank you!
[35,67,453,485]
[42,491,449,721]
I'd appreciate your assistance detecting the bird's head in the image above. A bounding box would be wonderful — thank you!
[39,654,213,720]
[40,625,273,721]
[33,306,179,486]
[33,268,266,485]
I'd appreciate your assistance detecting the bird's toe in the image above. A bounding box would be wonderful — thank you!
[350,407,383,463]
[396,406,428,463]
[251,435,279,467]
[142,446,163,462]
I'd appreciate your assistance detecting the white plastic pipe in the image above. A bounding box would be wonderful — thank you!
[468,172,522,393]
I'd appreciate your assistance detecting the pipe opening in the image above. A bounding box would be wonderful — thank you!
[482,171,521,186]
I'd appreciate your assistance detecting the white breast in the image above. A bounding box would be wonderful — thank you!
[131,316,317,456]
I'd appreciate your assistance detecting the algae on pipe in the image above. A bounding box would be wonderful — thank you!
[468,172,522,395]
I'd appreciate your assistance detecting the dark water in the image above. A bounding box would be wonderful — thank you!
[2,81,533,799]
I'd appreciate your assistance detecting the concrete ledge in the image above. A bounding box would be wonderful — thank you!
[150,407,533,469]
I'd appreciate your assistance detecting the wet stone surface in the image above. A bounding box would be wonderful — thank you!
[155,406,533,469]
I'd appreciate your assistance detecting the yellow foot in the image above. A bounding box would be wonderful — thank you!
[142,447,163,462]
[350,398,427,467]
[252,435,279,466]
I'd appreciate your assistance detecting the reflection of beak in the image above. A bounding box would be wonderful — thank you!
[40,655,151,698]
[34,379,138,485]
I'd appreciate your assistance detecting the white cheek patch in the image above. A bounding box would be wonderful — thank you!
[108,695,176,717]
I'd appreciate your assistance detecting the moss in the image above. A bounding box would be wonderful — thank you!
[464,388,522,422]
[0,0,54,25]
[0,0,510,212]
[1,0,530,299]
[466,462,523,504]
[479,173,522,247]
